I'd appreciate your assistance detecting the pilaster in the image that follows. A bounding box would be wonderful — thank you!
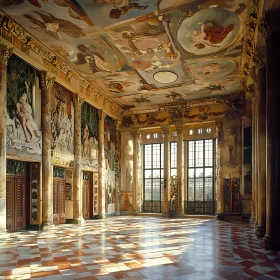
[97,110,106,219]
[115,120,121,215]
[255,66,266,238]
[0,41,13,236]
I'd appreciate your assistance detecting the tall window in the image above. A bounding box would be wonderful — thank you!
[187,139,216,215]
[143,144,164,213]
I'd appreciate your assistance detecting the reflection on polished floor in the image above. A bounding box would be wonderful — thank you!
[0,217,280,280]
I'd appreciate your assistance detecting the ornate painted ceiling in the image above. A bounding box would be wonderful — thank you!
[0,0,249,114]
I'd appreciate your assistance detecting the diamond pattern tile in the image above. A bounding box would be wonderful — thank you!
[0,217,279,279]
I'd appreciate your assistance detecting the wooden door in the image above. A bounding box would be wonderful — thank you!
[6,175,26,232]
[59,181,66,224]
[83,172,93,220]
[83,179,90,220]
[53,180,66,225]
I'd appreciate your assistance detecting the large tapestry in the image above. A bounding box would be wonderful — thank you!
[6,55,41,155]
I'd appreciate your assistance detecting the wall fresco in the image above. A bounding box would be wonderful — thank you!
[81,102,99,170]
[6,55,42,155]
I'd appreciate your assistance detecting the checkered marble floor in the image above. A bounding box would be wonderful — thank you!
[0,216,280,280]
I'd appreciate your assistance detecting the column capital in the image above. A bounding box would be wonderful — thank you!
[98,109,106,120]
[161,125,170,135]
[130,129,140,139]
[38,71,56,91]
[175,123,184,134]
[72,93,85,107]
[0,41,13,65]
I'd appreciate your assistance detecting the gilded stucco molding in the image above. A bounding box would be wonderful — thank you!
[0,40,13,65]
[216,121,223,144]
[240,0,262,95]
[0,12,123,118]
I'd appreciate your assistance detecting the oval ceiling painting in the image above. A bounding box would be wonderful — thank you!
[153,71,178,84]
[177,7,240,55]
[190,58,236,81]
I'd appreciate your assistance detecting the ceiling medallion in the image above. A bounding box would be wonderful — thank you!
[153,71,178,84]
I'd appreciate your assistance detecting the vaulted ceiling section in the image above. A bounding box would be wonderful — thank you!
[0,0,257,116]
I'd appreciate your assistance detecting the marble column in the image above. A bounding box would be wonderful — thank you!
[72,94,84,224]
[131,130,140,214]
[0,41,13,234]
[263,10,280,250]
[161,125,170,216]
[39,71,56,230]
[251,95,257,225]
[114,120,121,215]
[176,124,184,217]
[98,110,106,219]
[256,67,266,237]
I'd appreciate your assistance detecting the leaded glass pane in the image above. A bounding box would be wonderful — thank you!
[188,178,194,201]
[144,179,152,200]
[188,168,194,178]
[153,179,161,200]
[188,141,195,167]
[205,178,213,201]
[195,140,204,167]
[205,168,213,177]
[144,144,152,168]
[153,169,161,178]
[171,169,177,176]
[145,169,152,179]
[195,168,203,178]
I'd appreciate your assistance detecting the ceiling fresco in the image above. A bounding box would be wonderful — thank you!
[0,0,249,114]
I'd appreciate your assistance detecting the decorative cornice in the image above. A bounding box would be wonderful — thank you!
[38,71,56,91]
[0,12,123,117]
[161,126,170,135]
[0,40,13,65]
[240,0,262,93]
